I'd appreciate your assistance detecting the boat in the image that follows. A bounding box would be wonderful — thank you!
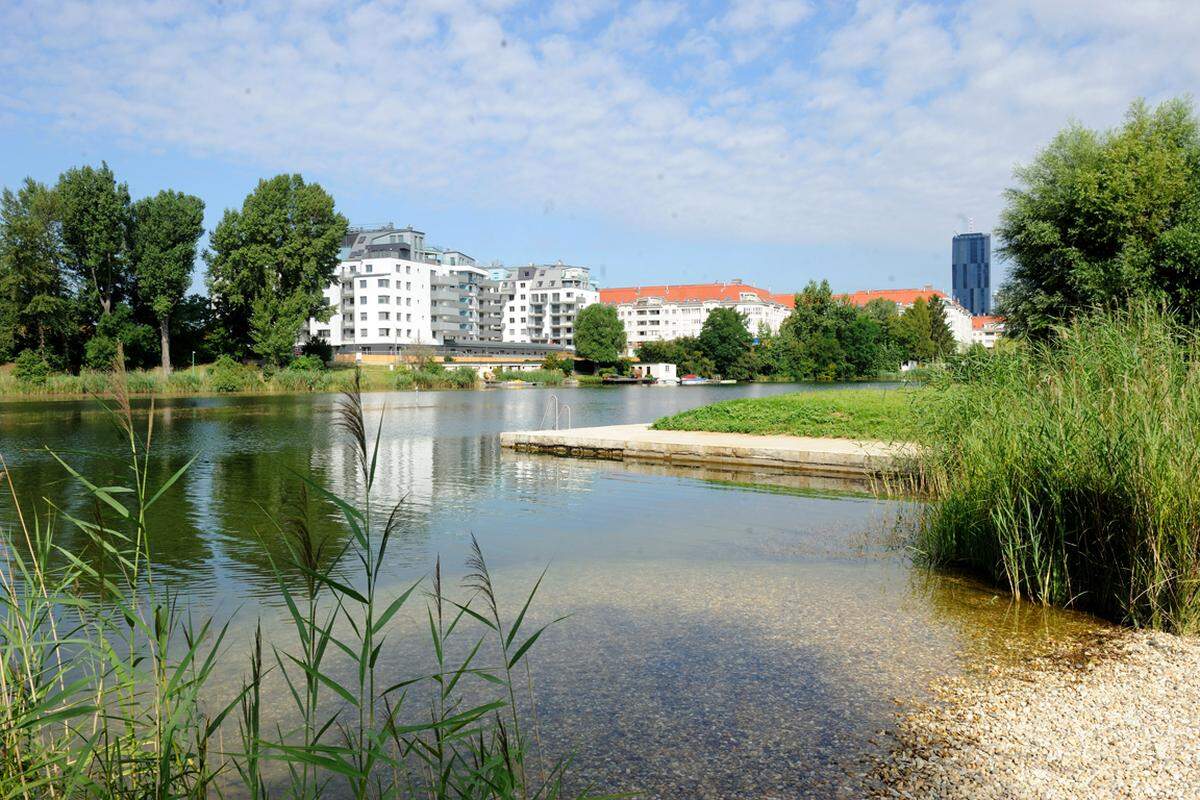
[679,374,711,385]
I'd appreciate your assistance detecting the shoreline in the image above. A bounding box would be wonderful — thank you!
[863,627,1200,798]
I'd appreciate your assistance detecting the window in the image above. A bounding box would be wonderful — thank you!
[359,296,368,304]
[405,281,411,290]
[378,295,390,304]
[406,313,412,322]
[378,278,390,287]
[360,328,368,337]
[405,265,411,275]
[359,312,368,321]
[379,311,390,320]
[359,279,367,288]
[379,328,390,337]
[405,298,412,307]
[365,265,373,273]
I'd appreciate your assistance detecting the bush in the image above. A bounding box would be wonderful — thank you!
[13,349,52,386]
[290,354,327,372]
[125,371,163,394]
[541,353,573,374]
[914,304,1200,633]
[299,338,333,363]
[206,355,256,393]
[447,366,479,389]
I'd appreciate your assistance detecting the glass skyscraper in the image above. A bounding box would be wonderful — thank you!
[952,232,991,316]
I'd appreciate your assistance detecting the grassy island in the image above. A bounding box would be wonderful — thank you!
[651,387,917,441]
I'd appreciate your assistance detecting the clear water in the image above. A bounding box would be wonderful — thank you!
[0,384,1102,798]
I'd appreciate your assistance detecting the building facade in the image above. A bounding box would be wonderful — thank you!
[839,286,974,350]
[971,315,1005,348]
[599,281,793,355]
[498,263,599,347]
[952,232,991,316]
[306,225,495,356]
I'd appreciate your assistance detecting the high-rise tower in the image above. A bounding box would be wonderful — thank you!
[952,232,991,316]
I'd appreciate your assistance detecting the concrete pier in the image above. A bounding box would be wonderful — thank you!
[499,423,913,478]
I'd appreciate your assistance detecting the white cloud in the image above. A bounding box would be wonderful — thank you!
[1,0,1198,255]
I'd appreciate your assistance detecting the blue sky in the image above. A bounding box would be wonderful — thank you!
[2,0,1197,296]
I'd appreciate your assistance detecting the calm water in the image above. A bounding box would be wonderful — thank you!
[0,384,1102,798]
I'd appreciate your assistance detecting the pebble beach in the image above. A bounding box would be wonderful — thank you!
[865,628,1200,799]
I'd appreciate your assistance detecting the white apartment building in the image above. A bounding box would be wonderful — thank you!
[306,225,495,356]
[498,263,599,347]
[599,282,793,354]
[839,286,974,350]
[971,315,1005,348]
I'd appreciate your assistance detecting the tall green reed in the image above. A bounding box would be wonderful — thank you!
[913,304,1200,632]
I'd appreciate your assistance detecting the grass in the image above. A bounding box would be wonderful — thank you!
[913,304,1200,633]
[0,365,602,797]
[651,387,918,441]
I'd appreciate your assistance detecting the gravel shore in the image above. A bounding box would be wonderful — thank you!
[864,628,1200,799]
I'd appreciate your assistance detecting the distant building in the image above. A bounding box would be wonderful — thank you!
[971,315,1005,348]
[306,224,493,356]
[599,281,793,355]
[838,286,974,350]
[498,263,599,347]
[952,232,991,315]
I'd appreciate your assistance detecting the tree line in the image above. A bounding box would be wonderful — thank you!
[0,165,347,375]
[618,281,955,381]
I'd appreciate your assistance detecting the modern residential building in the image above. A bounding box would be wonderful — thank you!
[306,225,493,356]
[839,286,974,350]
[498,263,599,347]
[599,281,793,355]
[971,315,1005,348]
[952,232,992,315]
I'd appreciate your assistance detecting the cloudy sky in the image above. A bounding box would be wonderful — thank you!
[1,0,1198,294]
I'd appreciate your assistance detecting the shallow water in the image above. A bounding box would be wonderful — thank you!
[0,384,1103,798]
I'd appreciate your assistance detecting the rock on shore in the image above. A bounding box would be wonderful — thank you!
[865,629,1200,799]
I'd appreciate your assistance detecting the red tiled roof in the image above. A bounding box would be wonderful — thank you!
[836,287,948,308]
[599,283,789,305]
[971,315,1005,330]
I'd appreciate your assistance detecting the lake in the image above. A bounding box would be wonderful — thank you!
[0,383,1101,798]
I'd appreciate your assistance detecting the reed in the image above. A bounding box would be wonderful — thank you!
[913,304,1200,632]
[0,365,605,797]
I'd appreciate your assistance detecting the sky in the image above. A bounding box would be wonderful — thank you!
[1,0,1198,297]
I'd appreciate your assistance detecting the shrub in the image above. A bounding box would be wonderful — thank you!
[206,355,256,393]
[447,366,479,389]
[914,304,1200,633]
[494,368,564,385]
[13,349,52,386]
[299,338,333,363]
[393,368,416,390]
[290,354,327,372]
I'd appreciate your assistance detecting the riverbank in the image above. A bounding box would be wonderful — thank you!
[651,387,916,441]
[866,628,1200,799]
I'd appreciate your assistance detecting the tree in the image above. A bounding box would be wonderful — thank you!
[998,98,1200,337]
[132,190,205,372]
[927,296,956,357]
[0,179,69,361]
[573,303,626,364]
[897,297,936,362]
[205,175,347,364]
[57,163,132,317]
[698,307,752,377]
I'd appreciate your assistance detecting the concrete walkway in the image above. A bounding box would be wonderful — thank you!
[499,423,914,477]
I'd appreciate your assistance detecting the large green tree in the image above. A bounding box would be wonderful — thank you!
[573,303,626,364]
[205,175,347,365]
[57,163,132,317]
[897,297,936,362]
[132,190,205,372]
[0,179,69,360]
[927,296,956,357]
[698,306,752,377]
[998,98,1200,337]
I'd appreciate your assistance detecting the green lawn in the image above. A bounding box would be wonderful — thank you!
[651,388,917,441]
